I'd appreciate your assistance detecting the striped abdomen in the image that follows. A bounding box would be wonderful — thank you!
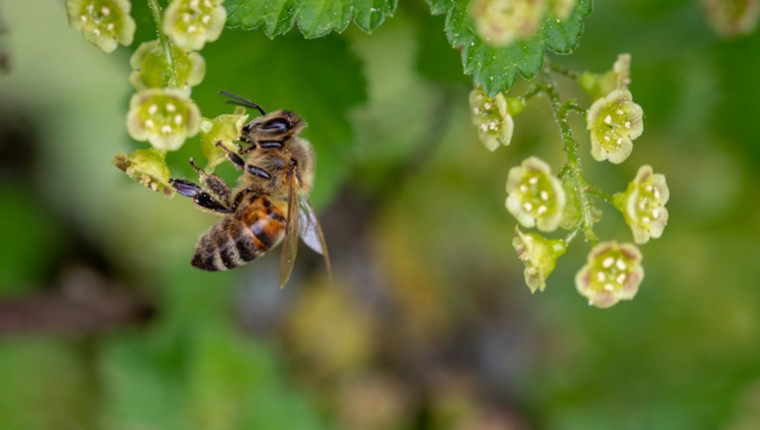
[192,195,288,271]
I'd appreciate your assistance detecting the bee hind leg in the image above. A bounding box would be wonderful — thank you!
[188,157,233,207]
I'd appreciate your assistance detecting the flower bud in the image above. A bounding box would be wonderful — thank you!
[113,148,174,196]
[513,227,567,293]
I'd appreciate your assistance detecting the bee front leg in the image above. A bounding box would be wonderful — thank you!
[214,141,272,180]
[169,178,233,214]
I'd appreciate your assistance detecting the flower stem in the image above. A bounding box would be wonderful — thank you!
[540,70,597,243]
[585,185,614,204]
[549,62,581,80]
[519,85,543,104]
[147,0,178,88]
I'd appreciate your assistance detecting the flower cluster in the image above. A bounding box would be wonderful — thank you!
[66,0,136,53]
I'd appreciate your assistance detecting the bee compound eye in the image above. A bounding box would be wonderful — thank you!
[261,118,291,132]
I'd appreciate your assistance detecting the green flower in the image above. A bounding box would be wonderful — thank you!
[506,157,566,232]
[575,241,644,308]
[126,89,201,151]
[580,53,631,101]
[703,0,759,38]
[129,40,206,90]
[586,89,644,164]
[200,107,249,171]
[469,87,522,151]
[113,148,174,196]
[548,0,575,19]
[470,0,546,46]
[513,227,567,293]
[163,0,226,51]
[66,0,136,53]
[614,165,670,244]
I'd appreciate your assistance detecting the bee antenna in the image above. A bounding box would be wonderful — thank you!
[218,91,266,116]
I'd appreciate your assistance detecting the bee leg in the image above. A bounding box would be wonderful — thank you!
[189,157,232,206]
[214,141,272,180]
[169,178,233,214]
[215,141,246,169]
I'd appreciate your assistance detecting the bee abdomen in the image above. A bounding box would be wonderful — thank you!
[191,219,268,271]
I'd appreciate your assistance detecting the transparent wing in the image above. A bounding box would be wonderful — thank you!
[279,171,299,288]
[298,197,332,279]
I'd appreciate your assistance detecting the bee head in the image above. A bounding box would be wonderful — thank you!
[241,111,306,143]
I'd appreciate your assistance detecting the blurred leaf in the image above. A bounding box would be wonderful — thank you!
[189,31,367,207]
[225,0,398,38]
[0,339,96,430]
[426,0,591,96]
[0,186,60,292]
[414,13,470,85]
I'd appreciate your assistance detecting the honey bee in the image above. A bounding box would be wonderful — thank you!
[169,92,330,287]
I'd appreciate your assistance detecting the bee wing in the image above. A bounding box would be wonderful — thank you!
[279,170,299,288]
[298,196,331,279]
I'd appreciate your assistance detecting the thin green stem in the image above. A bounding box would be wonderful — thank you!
[519,85,543,104]
[563,224,583,245]
[540,70,597,243]
[585,186,614,204]
[548,61,581,80]
[148,0,178,88]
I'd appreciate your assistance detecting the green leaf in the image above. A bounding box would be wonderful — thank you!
[225,0,398,38]
[427,0,592,96]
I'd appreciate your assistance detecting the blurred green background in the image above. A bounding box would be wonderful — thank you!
[1,0,760,429]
